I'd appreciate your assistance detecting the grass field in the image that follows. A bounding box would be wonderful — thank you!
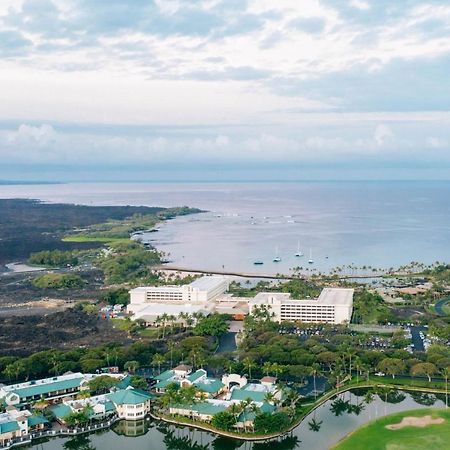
[62,235,130,244]
[333,408,450,450]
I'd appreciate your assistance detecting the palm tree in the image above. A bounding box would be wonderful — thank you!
[353,356,362,384]
[124,360,140,374]
[228,402,241,425]
[167,341,176,368]
[264,391,276,405]
[160,313,169,338]
[242,357,256,380]
[262,361,272,376]
[152,353,165,375]
[309,363,321,400]
[441,367,449,409]
[271,362,283,378]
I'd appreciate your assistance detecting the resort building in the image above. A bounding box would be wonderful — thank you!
[51,394,116,423]
[167,375,281,429]
[0,372,127,407]
[0,373,90,407]
[0,408,48,446]
[107,389,153,421]
[248,288,354,324]
[127,276,230,324]
[154,367,225,398]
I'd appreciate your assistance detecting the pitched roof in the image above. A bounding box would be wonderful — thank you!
[0,420,20,433]
[192,402,227,415]
[195,379,224,394]
[154,379,179,390]
[28,415,49,427]
[260,376,277,383]
[107,389,153,405]
[154,370,174,382]
[230,389,267,403]
[174,364,192,372]
[238,402,275,422]
[11,376,84,399]
[186,369,206,383]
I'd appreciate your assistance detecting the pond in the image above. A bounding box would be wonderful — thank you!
[26,389,446,450]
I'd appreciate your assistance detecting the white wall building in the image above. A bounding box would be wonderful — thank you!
[127,276,230,322]
[248,288,354,324]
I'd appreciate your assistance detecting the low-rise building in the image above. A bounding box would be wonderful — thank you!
[0,372,128,407]
[0,408,48,446]
[248,288,354,324]
[107,389,153,421]
[168,375,281,429]
[0,373,90,407]
[154,367,225,398]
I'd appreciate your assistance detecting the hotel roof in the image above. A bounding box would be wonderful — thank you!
[317,288,354,306]
[129,276,228,294]
[132,303,210,320]
[189,276,228,291]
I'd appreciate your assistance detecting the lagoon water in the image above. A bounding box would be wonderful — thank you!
[26,390,446,450]
[1,181,449,274]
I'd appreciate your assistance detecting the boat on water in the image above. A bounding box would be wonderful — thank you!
[308,248,314,264]
[254,261,264,265]
[295,241,304,257]
[273,246,281,262]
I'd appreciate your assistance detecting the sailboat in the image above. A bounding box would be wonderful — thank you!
[295,241,304,257]
[308,248,314,264]
[273,246,281,262]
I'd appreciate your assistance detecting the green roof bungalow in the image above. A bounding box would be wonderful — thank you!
[156,369,225,398]
[153,365,193,394]
[235,402,275,430]
[107,389,153,421]
[170,401,228,422]
[0,419,21,447]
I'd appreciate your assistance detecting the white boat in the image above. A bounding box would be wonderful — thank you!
[273,246,281,262]
[308,248,314,264]
[295,241,304,257]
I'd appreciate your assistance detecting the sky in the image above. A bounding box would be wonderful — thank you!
[0,0,449,181]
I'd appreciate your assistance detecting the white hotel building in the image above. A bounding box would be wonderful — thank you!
[248,288,354,325]
[127,276,230,323]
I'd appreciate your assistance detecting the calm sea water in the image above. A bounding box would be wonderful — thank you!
[1,181,449,274]
[26,390,446,450]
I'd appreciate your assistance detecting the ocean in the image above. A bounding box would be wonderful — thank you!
[0,181,449,274]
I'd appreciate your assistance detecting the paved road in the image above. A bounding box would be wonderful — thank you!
[410,325,426,352]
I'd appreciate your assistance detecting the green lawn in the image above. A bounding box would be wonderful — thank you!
[110,318,133,331]
[333,408,450,450]
[62,235,131,244]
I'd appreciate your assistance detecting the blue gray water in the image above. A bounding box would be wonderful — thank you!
[0,181,449,274]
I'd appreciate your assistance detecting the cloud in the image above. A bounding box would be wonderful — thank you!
[1,120,449,170]
[7,124,56,146]
[0,30,32,56]
[0,0,449,181]
[289,17,326,34]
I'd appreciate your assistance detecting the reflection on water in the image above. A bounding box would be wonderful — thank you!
[27,389,445,450]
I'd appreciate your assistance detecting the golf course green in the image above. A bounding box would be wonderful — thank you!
[333,408,450,450]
